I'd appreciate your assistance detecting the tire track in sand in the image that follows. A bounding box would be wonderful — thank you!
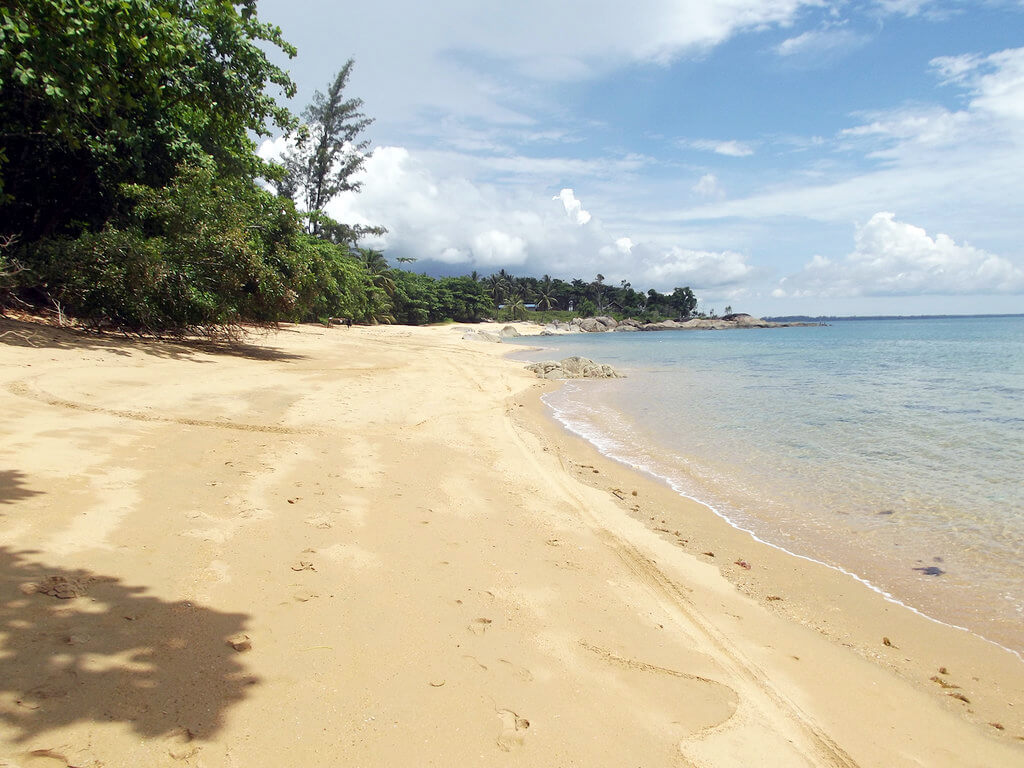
[503,391,860,768]
[6,379,315,435]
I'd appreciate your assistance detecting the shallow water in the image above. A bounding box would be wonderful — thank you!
[510,317,1024,654]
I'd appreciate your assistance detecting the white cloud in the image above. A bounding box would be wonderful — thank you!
[315,144,752,290]
[934,47,1024,122]
[553,188,592,225]
[693,173,724,198]
[688,139,755,157]
[472,230,529,266]
[663,46,1024,239]
[872,0,933,16]
[262,0,822,134]
[255,7,1024,313]
[776,212,1024,297]
[634,245,755,288]
[776,28,869,58]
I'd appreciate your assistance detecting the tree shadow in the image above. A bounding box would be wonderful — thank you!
[0,316,306,363]
[0,470,43,506]
[0,547,257,744]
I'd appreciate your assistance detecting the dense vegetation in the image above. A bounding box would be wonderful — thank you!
[0,0,699,334]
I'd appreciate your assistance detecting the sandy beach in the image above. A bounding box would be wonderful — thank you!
[1,318,1022,767]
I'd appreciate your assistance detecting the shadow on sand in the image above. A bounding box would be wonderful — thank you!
[0,316,307,363]
[0,470,43,507]
[0,547,256,745]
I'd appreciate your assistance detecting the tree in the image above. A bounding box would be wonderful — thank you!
[0,0,297,241]
[485,273,510,306]
[505,295,527,320]
[357,248,396,298]
[669,286,697,318]
[276,61,374,239]
[535,275,558,310]
[26,163,309,335]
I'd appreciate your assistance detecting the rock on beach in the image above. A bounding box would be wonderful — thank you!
[526,356,623,380]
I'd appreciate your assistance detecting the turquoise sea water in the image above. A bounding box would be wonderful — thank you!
[510,317,1024,655]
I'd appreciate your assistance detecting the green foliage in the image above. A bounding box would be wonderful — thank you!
[436,276,494,322]
[20,164,306,333]
[295,238,389,324]
[276,62,381,241]
[15,162,401,332]
[0,0,703,335]
[0,0,296,239]
[389,271,495,324]
[471,270,700,322]
[669,286,697,317]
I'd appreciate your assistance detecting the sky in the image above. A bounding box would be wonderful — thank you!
[256,0,1024,316]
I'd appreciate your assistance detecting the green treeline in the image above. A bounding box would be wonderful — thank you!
[0,0,698,334]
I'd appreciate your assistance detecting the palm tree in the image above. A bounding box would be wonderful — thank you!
[535,276,558,311]
[506,295,527,320]
[358,248,396,297]
[485,273,510,306]
[568,279,587,311]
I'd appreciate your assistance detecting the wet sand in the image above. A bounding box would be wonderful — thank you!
[0,317,1021,767]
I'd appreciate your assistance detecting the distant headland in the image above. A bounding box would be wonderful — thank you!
[763,313,1024,322]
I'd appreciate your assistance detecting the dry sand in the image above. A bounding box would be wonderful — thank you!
[0,317,1022,767]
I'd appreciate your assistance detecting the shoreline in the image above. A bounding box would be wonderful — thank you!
[502,318,1024,661]
[510,359,1024,738]
[1,318,1022,765]
[538,383,1023,665]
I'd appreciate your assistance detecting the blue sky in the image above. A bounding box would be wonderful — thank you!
[257,0,1024,315]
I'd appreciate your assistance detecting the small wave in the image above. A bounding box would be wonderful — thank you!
[540,387,1024,663]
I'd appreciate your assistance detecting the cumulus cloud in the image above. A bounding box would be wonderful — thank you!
[687,139,755,157]
[693,173,724,198]
[308,143,752,291]
[553,188,592,225]
[775,212,1024,297]
[472,230,529,265]
[633,245,754,288]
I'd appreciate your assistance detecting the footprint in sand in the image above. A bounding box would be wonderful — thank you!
[468,617,492,635]
[496,709,530,751]
[499,658,534,682]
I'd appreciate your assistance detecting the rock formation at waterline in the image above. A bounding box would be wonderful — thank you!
[525,356,623,380]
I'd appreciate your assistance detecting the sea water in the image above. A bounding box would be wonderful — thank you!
[509,317,1024,655]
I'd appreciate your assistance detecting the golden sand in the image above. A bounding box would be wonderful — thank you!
[0,318,1021,767]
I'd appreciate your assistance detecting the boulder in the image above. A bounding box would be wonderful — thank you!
[541,321,578,334]
[641,320,683,331]
[726,314,775,328]
[462,330,502,343]
[593,315,618,329]
[680,318,727,329]
[525,356,623,380]
[578,317,605,333]
[499,325,521,338]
